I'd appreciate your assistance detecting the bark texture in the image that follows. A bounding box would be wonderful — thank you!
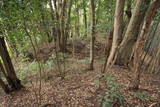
[117,0,150,65]
[130,0,160,90]
[0,37,23,93]
[89,0,96,70]
[104,0,125,72]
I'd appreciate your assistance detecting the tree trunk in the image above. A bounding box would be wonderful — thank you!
[59,0,67,52]
[0,37,23,90]
[50,0,68,53]
[39,2,52,43]
[64,0,73,48]
[83,0,87,37]
[0,61,11,87]
[75,7,80,37]
[49,0,57,42]
[0,61,10,94]
[104,0,125,72]
[0,77,10,94]
[102,29,113,73]
[7,40,19,57]
[116,0,150,66]
[130,0,160,90]
[89,0,96,70]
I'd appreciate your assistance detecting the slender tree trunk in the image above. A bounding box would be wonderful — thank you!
[83,0,87,37]
[39,2,52,43]
[130,0,160,90]
[49,0,62,72]
[75,8,80,37]
[103,0,125,72]
[52,0,69,53]
[89,0,96,70]
[64,0,73,48]
[102,32,113,73]
[95,0,102,24]
[59,0,67,52]
[50,0,67,52]
[49,0,57,41]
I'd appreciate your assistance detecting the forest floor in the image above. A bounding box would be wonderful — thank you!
[0,37,160,107]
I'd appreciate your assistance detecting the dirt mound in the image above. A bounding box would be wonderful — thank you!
[25,42,55,61]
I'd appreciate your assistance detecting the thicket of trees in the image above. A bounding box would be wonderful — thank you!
[0,0,160,103]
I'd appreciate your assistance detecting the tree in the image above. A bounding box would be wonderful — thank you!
[83,0,88,37]
[89,0,96,70]
[0,61,10,93]
[0,37,23,93]
[103,0,125,72]
[116,0,150,65]
[130,0,160,90]
[49,0,73,53]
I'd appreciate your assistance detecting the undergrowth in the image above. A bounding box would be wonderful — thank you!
[133,91,155,101]
[17,59,55,83]
[17,53,89,83]
[98,74,125,107]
